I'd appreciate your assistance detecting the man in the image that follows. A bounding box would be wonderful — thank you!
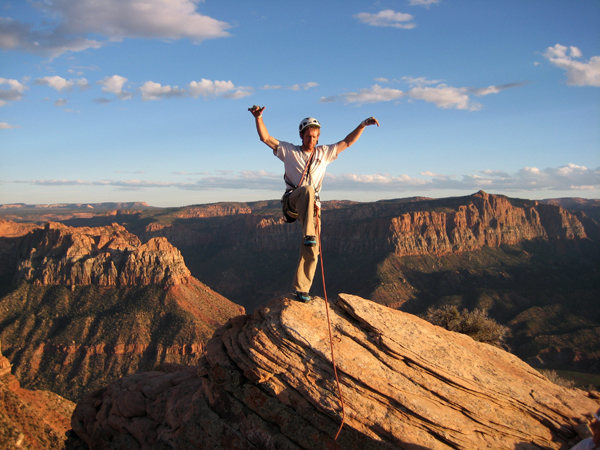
[249,105,379,302]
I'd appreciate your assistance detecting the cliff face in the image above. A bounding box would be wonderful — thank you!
[0,221,244,401]
[319,191,588,257]
[136,191,595,314]
[70,293,599,449]
[0,342,75,449]
[15,222,191,286]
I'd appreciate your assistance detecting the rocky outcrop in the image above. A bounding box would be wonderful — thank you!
[328,191,588,257]
[15,222,191,286]
[0,342,75,449]
[70,293,598,449]
[0,221,245,401]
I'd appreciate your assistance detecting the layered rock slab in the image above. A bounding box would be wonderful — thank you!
[71,294,598,449]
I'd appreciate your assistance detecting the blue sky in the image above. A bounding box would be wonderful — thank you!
[1,0,599,207]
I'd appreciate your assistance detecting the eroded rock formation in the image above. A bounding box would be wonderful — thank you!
[15,222,191,286]
[70,293,598,449]
[0,221,245,401]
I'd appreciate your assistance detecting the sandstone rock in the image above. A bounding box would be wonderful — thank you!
[71,293,598,449]
[15,222,191,286]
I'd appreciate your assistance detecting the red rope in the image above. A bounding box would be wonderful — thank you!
[315,210,346,440]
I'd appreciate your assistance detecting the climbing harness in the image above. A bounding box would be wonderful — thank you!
[315,209,346,441]
[281,149,315,223]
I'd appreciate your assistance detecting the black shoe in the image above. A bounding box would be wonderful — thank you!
[295,291,311,303]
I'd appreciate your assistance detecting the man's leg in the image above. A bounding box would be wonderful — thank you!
[292,240,319,294]
[289,186,320,295]
[289,186,316,239]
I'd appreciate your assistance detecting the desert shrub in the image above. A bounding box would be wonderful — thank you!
[539,369,576,389]
[423,304,510,348]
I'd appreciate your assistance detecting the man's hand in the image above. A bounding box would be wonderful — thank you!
[361,116,380,127]
[249,105,265,118]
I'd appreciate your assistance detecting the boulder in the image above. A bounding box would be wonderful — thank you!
[70,293,598,449]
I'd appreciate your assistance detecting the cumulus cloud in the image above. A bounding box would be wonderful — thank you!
[35,75,88,91]
[0,17,102,58]
[543,44,600,87]
[322,78,522,109]
[262,82,319,91]
[321,163,600,193]
[15,164,599,196]
[409,84,476,110]
[0,121,17,129]
[355,10,416,29]
[99,75,131,100]
[406,78,523,111]
[0,0,230,58]
[321,84,404,104]
[189,79,251,99]
[0,78,27,106]
[140,81,186,101]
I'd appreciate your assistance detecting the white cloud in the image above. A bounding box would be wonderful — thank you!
[35,75,89,92]
[140,81,186,101]
[1,0,230,58]
[262,82,318,91]
[402,76,442,86]
[354,10,416,29]
[189,79,251,99]
[543,44,600,87]
[13,164,600,196]
[0,122,17,129]
[100,75,131,100]
[0,78,27,106]
[321,84,404,104]
[409,84,477,110]
[50,0,230,41]
[0,16,103,59]
[324,163,600,193]
[290,82,319,91]
[324,77,523,110]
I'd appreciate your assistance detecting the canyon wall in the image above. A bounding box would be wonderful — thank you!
[0,222,244,401]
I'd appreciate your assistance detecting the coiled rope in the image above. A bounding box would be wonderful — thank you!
[315,210,346,440]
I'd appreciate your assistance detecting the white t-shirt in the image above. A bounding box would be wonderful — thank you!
[570,438,599,450]
[275,141,339,194]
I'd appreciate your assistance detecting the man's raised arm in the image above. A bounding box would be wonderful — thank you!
[249,105,279,151]
[335,116,380,155]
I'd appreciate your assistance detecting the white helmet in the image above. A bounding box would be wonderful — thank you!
[299,117,321,135]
